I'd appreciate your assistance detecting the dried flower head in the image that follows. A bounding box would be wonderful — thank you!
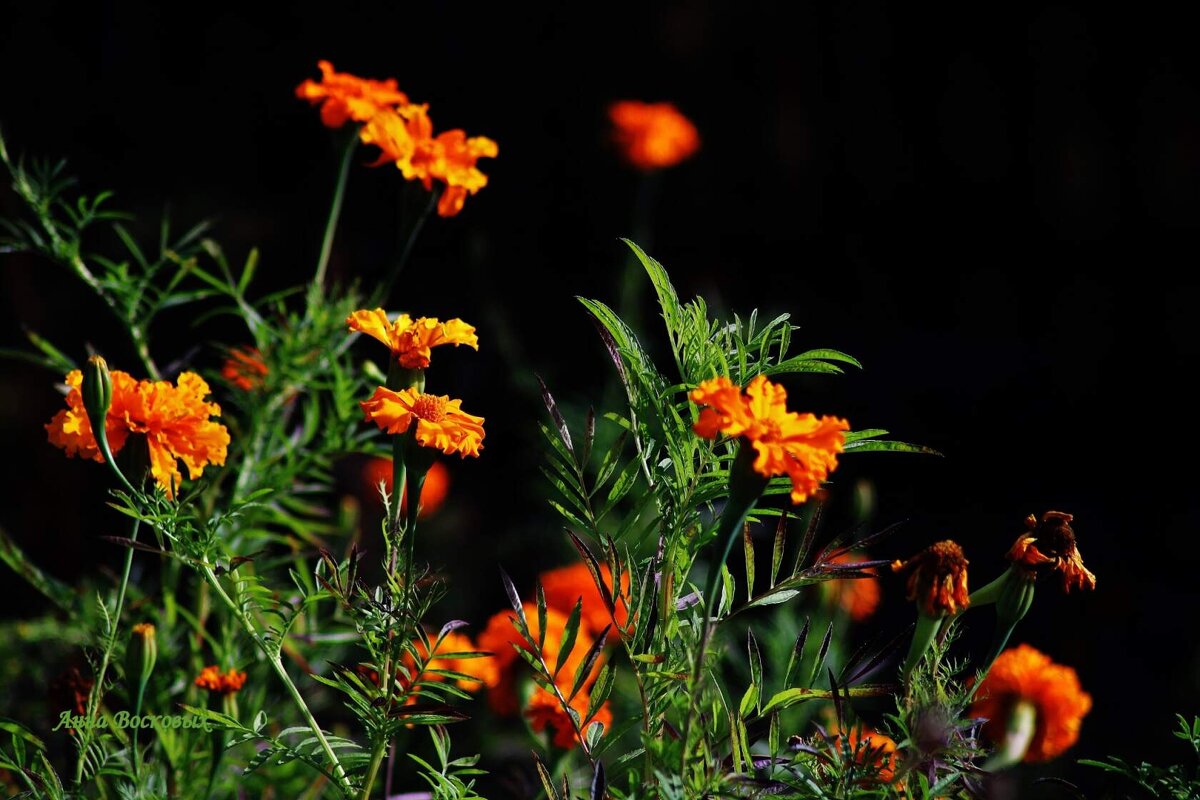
[609,100,700,170]
[970,644,1092,762]
[1007,511,1096,592]
[691,374,849,504]
[891,540,970,617]
[347,309,479,369]
[360,387,484,457]
[295,60,410,128]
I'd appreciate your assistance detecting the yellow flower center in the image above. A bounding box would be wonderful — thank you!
[412,393,448,422]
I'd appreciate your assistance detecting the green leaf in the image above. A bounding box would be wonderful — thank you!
[554,598,583,678]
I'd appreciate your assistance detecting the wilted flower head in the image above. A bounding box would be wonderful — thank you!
[691,374,849,504]
[609,100,700,170]
[295,60,410,128]
[891,540,970,617]
[1007,511,1095,592]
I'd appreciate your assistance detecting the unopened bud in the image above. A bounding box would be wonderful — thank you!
[127,622,158,711]
[82,356,112,436]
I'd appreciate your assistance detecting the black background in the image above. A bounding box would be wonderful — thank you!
[2,1,1198,795]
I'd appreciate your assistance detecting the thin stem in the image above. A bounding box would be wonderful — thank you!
[358,744,387,800]
[314,132,359,291]
[375,185,441,304]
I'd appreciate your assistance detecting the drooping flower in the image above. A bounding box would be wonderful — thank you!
[525,685,613,750]
[823,552,881,622]
[221,346,268,392]
[194,666,247,695]
[539,561,630,633]
[46,369,230,499]
[691,374,849,504]
[609,100,700,170]
[295,60,410,129]
[970,644,1092,762]
[1007,511,1096,593]
[346,309,479,369]
[360,387,484,457]
[891,540,970,617]
[361,457,451,517]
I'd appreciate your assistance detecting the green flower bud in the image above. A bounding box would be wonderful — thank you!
[81,355,112,438]
[127,622,157,715]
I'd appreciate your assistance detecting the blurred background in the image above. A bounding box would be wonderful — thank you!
[2,1,1197,795]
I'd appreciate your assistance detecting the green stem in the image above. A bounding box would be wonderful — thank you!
[314,132,359,291]
[376,185,441,304]
[358,744,387,800]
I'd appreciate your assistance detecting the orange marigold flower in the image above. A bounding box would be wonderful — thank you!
[221,346,268,391]
[539,561,630,633]
[399,631,497,695]
[1007,511,1096,593]
[525,685,613,750]
[691,374,849,504]
[361,457,450,517]
[295,60,410,129]
[194,665,247,695]
[361,387,484,457]
[970,644,1092,762]
[829,725,900,784]
[609,100,701,170]
[823,552,881,622]
[891,540,970,617]
[346,309,479,369]
[46,369,230,499]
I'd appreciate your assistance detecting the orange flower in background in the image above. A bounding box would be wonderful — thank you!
[46,369,229,499]
[194,666,247,695]
[823,552,881,622]
[221,346,268,391]
[829,725,900,784]
[1007,511,1096,593]
[970,644,1092,762]
[295,60,410,128]
[609,100,700,170]
[361,457,450,517]
[540,561,630,632]
[891,540,970,617]
[526,686,613,750]
[399,631,497,695]
[361,387,485,457]
[691,374,849,504]
[346,309,479,369]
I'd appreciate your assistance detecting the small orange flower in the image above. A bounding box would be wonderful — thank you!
[221,346,268,391]
[346,309,479,369]
[46,369,229,499]
[525,685,613,750]
[823,552,881,622]
[970,644,1092,762]
[194,665,247,695]
[1007,511,1095,593]
[361,457,451,517]
[399,631,497,695]
[891,540,970,617]
[539,561,630,633]
[295,60,410,129]
[691,374,849,504]
[830,725,900,784]
[609,100,700,170]
[361,387,484,457]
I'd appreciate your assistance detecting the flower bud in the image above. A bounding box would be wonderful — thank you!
[81,356,112,440]
[127,622,157,714]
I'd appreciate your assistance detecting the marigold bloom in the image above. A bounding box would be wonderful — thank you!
[970,644,1092,762]
[823,552,881,622]
[361,387,484,457]
[221,346,268,391]
[526,685,613,750]
[1007,511,1095,593]
[830,726,900,784]
[347,309,479,369]
[399,631,497,695]
[361,457,450,517]
[609,100,700,170]
[46,369,230,499]
[691,374,849,504]
[295,60,410,129]
[891,540,970,617]
[539,561,630,633]
[194,666,247,695]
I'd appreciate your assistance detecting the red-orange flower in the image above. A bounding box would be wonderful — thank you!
[891,540,970,617]
[221,346,268,391]
[525,685,613,750]
[829,725,900,784]
[295,60,410,129]
[609,100,700,170]
[361,457,450,517]
[970,644,1092,762]
[539,561,630,633]
[194,666,247,695]
[823,552,881,622]
[399,631,497,696]
[46,369,229,499]
[691,374,849,504]
[346,309,479,369]
[1007,511,1096,593]
[361,387,484,457]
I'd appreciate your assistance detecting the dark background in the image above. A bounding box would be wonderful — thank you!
[2,1,1197,795]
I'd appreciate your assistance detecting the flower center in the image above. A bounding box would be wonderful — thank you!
[412,393,448,422]
[927,540,968,573]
